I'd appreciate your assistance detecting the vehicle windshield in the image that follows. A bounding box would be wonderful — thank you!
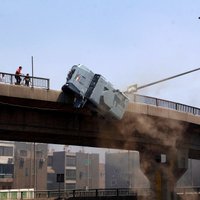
[67,67,76,81]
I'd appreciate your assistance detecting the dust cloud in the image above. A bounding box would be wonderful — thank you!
[102,109,190,198]
[115,111,186,150]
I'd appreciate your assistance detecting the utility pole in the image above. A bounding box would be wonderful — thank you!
[34,142,37,193]
[31,56,34,87]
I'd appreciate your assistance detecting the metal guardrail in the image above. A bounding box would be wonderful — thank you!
[0,72,49,90]
[1,71,200,116]
[131,94,200,116]
[34,187,200,199]
[0,187,199,199]
[34,188,139,199]
[176,186,200,195]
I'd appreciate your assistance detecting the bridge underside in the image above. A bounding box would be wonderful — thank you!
[2,85,200,200]
[0,95,200,160]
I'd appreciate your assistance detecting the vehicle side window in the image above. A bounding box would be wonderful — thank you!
[67,69,75,81]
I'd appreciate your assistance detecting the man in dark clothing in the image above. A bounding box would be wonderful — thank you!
[24,73,30,86]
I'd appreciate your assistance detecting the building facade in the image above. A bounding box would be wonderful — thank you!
[99,163,105,189]
[47,151,100,190]
[76,152,99,189]
[13,142,48,190]
[105,151,149,189]
[47,151,77,190]
[0,141,15,189]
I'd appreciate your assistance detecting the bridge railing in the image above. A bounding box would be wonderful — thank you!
[34,188,141,199]
[132,94,200,116]
[0,72,50,89]
[176,186,200,195]
[0,187,198,199]
[1,71,199,116]
[34,187,200,199]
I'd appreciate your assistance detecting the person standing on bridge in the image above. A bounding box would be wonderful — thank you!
[15,66,22,85]
[23,73,30,86]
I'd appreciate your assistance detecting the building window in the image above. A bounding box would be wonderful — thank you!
[25,168,29,176]
[19,158,24,168]
[66,183,76,190]
[66,169,76,180]
[36,151,43,158]
[0,147,3,156]
[66,155,76,166]
[0,164,14,176]
[111,179,117,187]
[100,172,105,177]
[48,156,53,166]
[0,146,13,156]
[39,158,45,168]
[20,150,27,157]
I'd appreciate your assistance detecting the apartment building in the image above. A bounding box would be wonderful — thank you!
[47,151,76,190]
[13,142,48,190]
[0,141,15,189]
[76,152,99,189]
[47,151,100,190]
[105,151,149,188]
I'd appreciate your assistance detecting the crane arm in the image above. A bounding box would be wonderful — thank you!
[126,67,200,93]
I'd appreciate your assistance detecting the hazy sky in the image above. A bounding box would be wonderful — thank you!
[1,0,200,108]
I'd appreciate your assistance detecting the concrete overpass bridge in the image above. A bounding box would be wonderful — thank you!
[0,83,200,200]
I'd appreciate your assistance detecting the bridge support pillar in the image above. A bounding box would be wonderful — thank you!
[140,148,188,200]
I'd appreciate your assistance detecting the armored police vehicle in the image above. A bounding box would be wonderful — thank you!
[62,64,129,120]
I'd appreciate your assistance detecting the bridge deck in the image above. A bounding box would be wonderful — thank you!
[0,83,200,125]
[1,84,200,159]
